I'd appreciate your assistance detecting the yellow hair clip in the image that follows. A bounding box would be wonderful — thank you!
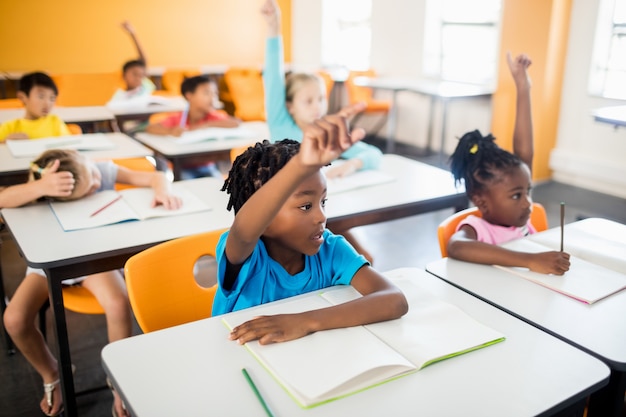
[469,144,478,154]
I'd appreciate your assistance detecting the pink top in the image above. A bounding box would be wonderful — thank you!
[160,110,228,128]
[457,215,537,245]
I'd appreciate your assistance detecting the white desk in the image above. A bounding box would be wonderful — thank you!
[102,268,608,417]
[107,96,188,132]
[0,106,115,125]
[133,122,270,180]
[592,105,626,128]
[426,221,626,417]
[354,77,493,155]
[0,132,154,186]
[0,177,233,417]
[325,154,467,231]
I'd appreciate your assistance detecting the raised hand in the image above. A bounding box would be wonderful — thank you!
[507,52,532,89]
[527,251,571,275]
[120,20,135,34]
[299,103,366,168]
[39,159,75,197]
[261,0,281,36]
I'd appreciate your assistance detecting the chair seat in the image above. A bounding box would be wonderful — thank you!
[62,285,105,315]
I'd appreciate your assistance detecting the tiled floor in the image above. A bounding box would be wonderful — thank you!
[1,145,626,416]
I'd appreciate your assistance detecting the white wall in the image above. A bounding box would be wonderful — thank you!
[551,0,626,198]
[291,0,626,198]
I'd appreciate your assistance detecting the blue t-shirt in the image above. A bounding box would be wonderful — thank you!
[263,36,382,170]
[212,229,368,315]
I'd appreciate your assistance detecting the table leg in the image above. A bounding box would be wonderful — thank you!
[386,90,399,154]
[45,268,78,417]
[587,368,626,417]
[172,160,183,181]
[425,95,436,155]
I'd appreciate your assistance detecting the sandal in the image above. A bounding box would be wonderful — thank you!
[42,379,63,417]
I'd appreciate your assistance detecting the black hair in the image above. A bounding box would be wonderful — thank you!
[181,75,212,96]
[18,72,58,96]
[221,139,300,213]
[122,59,146,74]
[449,130,522,198]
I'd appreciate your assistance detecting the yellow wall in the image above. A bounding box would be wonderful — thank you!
[0,0,291,73]
[491,0,572,180]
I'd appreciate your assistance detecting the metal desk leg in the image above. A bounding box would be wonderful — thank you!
[425,95,437,155]
[587,368,626,417]
[45,269,78,417]
[439,98,450,168]
[386,90,399,154]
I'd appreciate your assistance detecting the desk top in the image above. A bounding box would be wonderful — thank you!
[354,77,494,98]
[0,132,153,178]
[427,220,626,368]
[592,105,626,127]
[102,268,608,417]
[107,96,188,118]
[0,106,115,124]
[1,177,233,270]
[133,121,269,157]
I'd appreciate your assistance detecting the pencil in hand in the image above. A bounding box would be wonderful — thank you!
[560,202,565,252]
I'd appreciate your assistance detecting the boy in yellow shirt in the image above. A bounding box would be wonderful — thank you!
[0,72,70,141]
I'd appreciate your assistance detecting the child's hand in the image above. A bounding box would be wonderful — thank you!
[299,104,366,168]
[121,20,135,34]
[40,159,75,197]
[5,132,29,140]
[229,314,313,345]
[528,251,570,275]
[169,126,186,137]
[151,192,182,210]
[507,52,532,89]
[261,0,280,36]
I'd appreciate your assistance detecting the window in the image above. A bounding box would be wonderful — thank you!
[321,0,372,70]
[589,0,626,99]
[423,0,502,84]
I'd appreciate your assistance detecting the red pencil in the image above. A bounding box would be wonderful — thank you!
[89,195,123,217]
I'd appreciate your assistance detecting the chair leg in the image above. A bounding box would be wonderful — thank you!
[0,232,17,355]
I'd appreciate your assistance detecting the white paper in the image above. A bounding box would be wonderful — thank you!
[6,134,115,158]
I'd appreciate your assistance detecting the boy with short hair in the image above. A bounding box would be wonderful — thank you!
[145,75,241,178]
[0,72,70,141]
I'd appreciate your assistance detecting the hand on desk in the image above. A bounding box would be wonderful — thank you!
[325,158,363,179]
[230,313,312,345]
[528,251,571,275]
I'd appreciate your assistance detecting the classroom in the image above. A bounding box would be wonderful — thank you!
[1,0,626,416]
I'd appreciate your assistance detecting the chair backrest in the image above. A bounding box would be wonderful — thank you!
[52,72,123,106]
[161,68,201,94]
[124,229,227,333]
[316,70,334,98]
[437,202,548,258]
[62,286,105,315]
[345,69,391,113]
[66,123,82,135]
[0,98,23,108]
[223,67,265,121]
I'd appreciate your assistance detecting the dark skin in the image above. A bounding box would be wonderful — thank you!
[447,53,570,275]
[226,104,408,345]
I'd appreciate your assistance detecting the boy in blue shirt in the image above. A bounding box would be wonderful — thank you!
[215,104,407,345]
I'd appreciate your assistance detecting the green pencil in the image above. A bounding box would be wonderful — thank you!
[242,368,276,417]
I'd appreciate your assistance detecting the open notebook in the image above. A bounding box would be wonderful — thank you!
[222,278,504,408]
[6,134,115,158]
[498,239,626,304]
[322,161,395,195]
[173,126,258,145]
[50,187,210,231]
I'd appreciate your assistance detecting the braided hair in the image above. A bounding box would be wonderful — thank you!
[449,130,522,198]
[222,139,300,213]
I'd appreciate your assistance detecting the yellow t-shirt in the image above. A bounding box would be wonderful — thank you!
[0,114,71,142]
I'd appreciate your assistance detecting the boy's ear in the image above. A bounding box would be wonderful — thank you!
[16,91,28,104]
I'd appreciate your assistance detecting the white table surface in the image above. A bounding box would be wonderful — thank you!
[0,106,115,124]
[133,121,269,157]
[102,268,608,417]
[1,177,232,268]
[592,105,626,127]
[107,96,188,117]
[0,132,153,175]
[354,77,494,98]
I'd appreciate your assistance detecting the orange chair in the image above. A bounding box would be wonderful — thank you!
[52,72,122,106]
[0,98,23,108]
[66,123,82,135]
[161,69,202,94]
[223,68,265,121]
[437,202,548,258]
[316,70,335,99]
[345,69,391,135]
[124,229,227,333]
